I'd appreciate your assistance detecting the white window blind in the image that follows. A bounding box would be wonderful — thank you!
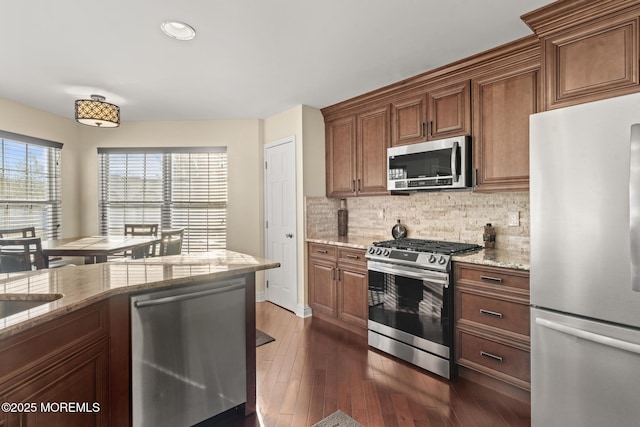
[0,130,62,239]
[98,147,227,251]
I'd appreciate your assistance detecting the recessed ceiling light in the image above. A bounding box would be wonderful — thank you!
[161,21,196,41]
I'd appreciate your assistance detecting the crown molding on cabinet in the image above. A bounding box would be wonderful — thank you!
[522,0,640,36]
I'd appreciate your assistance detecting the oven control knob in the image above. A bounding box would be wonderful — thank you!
[376,248,383,255]
[368,247,376,255]
[438,256,447,265]
[383,249,390,256]
[428,254,436,263]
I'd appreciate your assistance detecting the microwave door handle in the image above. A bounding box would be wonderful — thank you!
[630,124,640,292]
[450,140,459,182]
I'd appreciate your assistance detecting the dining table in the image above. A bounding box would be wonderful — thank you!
[41,235,162,265]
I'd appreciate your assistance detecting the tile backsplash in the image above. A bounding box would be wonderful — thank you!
[306,191,530,252]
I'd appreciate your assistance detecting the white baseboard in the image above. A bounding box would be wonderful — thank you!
[256,296,310,319]
[295,304,312,318]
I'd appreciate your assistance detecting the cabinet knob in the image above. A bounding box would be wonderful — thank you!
[285,233,294,238]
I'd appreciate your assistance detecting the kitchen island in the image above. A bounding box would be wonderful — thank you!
[0,250,279,426]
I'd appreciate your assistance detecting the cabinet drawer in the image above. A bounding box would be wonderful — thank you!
[457,330,530,386]
[337,247,366,266]
[308,243,337,260]
[455,263,529,292]
[459,292,529,337]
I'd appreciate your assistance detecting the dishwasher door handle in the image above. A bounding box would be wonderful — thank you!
[134,281,245,309]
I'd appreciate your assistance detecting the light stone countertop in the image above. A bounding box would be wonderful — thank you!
[452,248,530,271]
[0,250,280,340]
[306,235,383,250]
[306,235,529,271]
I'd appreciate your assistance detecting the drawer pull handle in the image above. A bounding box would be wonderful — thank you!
[346,254,359,259]
[480,275,503,283]
[317,249,328,254]
[480,309,503,318]
[480,351,503,362]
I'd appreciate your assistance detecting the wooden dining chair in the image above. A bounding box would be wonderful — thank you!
[124,223,159,259]
[0,237,46,273]
[159,228,184,256]
[0,226,37,238]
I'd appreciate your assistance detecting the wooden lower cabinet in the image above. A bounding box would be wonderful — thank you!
[454,262,531,390]
[5,339,109,427]
[336,260,368,329]
[309,257,337,318]
[308,243,368,335]
[0,301,112,426]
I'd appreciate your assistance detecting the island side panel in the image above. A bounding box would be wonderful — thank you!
[245,272,256,415]
[109,293,131,426]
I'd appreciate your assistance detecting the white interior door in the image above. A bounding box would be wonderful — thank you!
[264,137,297,312]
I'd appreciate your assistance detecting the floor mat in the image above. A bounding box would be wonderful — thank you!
[312,410,362,427]
[256,329,275,347]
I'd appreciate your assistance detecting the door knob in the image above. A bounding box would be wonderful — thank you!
[285,233,294,238]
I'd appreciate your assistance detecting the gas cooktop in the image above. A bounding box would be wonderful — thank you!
[372,238,482,255]
[366,238,482,271]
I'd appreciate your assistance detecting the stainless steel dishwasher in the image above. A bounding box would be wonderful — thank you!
[131,277,247,427]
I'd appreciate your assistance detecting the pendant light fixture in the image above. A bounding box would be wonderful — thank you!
[75,94,120,127]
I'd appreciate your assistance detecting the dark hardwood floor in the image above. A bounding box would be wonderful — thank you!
[213,302,531,427]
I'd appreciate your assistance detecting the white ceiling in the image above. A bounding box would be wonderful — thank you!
[2,0,552,122]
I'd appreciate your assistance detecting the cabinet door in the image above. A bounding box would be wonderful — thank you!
[543,12,640,109]
[427,80,471,139]
[326,116,356,197]
[357,105,390,195]
[6,339,110,427]
[308,258,337,317]
[391,93,428,146]
[337,264,368,328]
[473,61,540,192]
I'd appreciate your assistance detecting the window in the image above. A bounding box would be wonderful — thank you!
[98,147,227,252]
[0,130,62,239]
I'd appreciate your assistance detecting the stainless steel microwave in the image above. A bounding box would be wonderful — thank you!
[387,136,471,192]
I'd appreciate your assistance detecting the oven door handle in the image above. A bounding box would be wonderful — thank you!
[367,260,449,284]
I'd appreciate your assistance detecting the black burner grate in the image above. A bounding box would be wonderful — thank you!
[373,238,482,255]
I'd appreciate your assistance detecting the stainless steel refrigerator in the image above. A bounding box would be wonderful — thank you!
[530,92,640,427]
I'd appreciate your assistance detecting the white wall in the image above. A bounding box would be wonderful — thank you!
[0,98,326,309]
[0,99,82,236]
[0,99,265,258]
[77,119,263,257]
[263,105,325,312]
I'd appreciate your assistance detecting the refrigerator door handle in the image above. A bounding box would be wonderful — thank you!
[630,124,640,292]
[536,317,640,355]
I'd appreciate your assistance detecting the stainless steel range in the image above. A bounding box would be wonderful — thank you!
[366,238,481,379]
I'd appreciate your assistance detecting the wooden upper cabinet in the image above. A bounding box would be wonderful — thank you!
[391,80,471,146]
[544,13,640,109]
[326,105,390,197]
[356,105,390,195]
[522,1,640,110]
[326,115,357,197]
[391,93,427,146]
[428,80,471,139]
[473,60,540,192]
